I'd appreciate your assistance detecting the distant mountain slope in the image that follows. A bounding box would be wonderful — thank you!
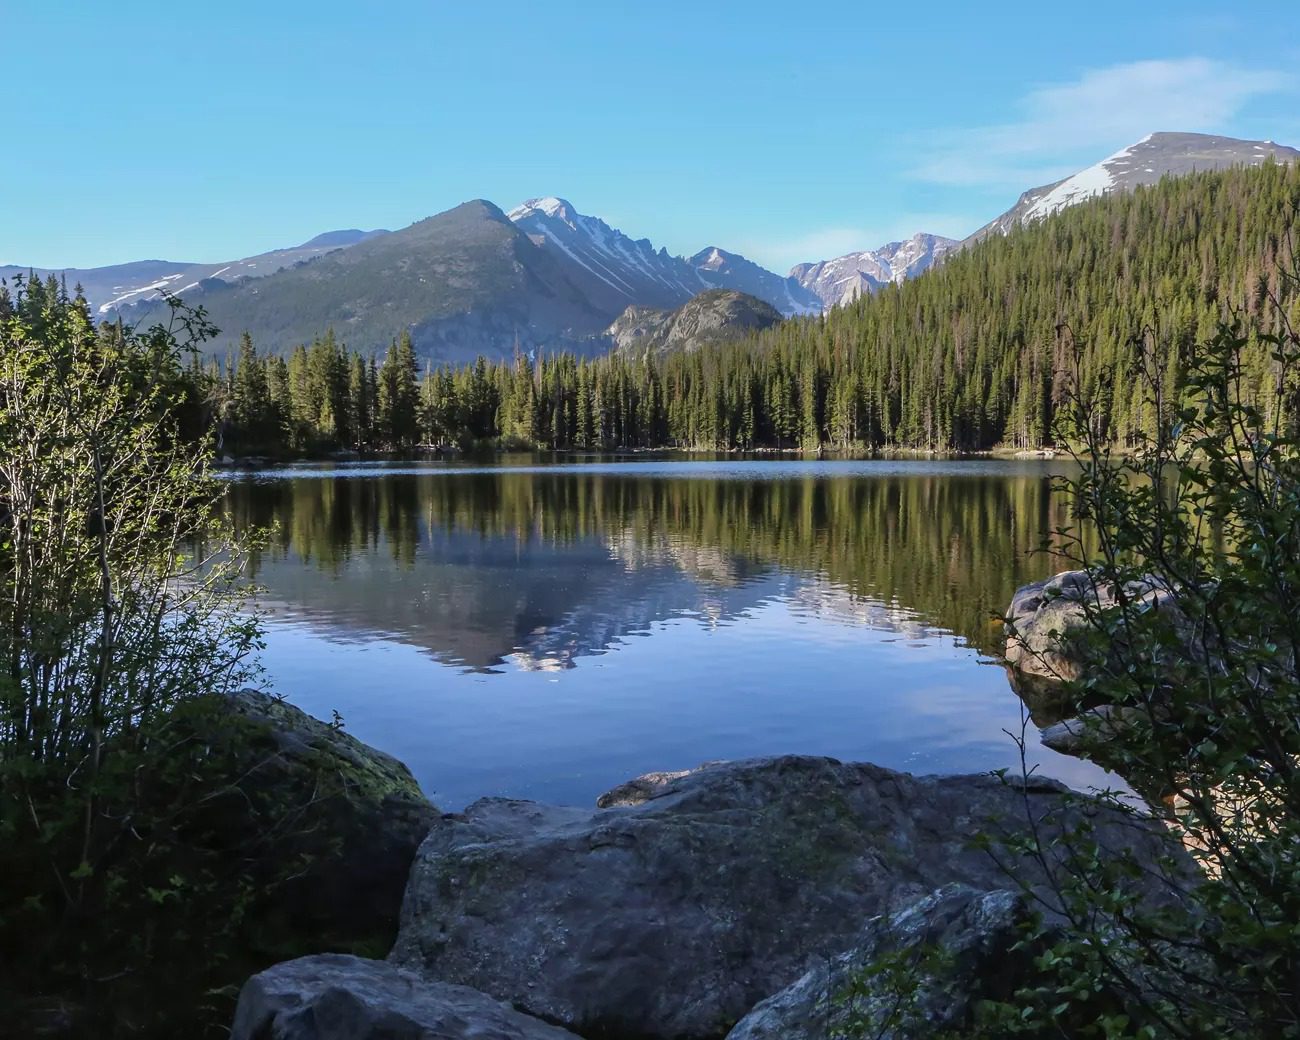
[690,246,821,316]
[128,201,611,364]
[102,198,815,362]
[790,233,958,310]
[299,229,388,249]
[0,259,193,314]
[606,289,782,356]
[0,228,389,315]
[9,196,812,361]
[508,197,820,317]
[967,132,1300,243]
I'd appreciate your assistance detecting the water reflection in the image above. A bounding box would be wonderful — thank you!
[221,459,1106,808]
[226,460,1073,668]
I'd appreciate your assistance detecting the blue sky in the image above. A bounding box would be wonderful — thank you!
[5,1,1299,273]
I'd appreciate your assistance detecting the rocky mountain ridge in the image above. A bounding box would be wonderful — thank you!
[509,197,821,318]
[789,232,959,309]
[605,288,783,356]
[6,130,1295,359]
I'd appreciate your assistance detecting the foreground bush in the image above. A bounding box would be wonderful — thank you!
[981,300,1300,1037]
[0,279,413,1036]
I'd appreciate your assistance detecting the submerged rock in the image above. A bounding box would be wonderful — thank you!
[390,755,1172,1040]
[232,953,582,1040]
[725,885,1033,1040]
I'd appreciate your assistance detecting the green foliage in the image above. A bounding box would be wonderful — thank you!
[0,275,256,769]
[377,330,421,448]
[830,941,962,1040]
[826,285,1300,1039]
[203,162,1300,455]
[978,300,1300,1036]
[0,278,373,1036]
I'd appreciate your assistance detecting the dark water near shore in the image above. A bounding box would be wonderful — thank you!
[222,455,1116,809]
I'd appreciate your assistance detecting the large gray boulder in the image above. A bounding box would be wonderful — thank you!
[186,689,438,949]
[232,954,582,1040]
[1004,569,1188,724]
[1004,569,1107,722]
[725,885,1032,1040]
[390,755,1173,1040]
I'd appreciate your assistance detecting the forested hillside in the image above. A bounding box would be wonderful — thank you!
[201,161,1300,454]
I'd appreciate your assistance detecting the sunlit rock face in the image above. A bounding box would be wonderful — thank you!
[606,288,784,356]
[790,232,959,310]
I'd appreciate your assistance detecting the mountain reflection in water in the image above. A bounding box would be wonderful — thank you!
[221,458,1112,808]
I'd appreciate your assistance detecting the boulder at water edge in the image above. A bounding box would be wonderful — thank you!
[390,755,1173,1040]
[232,953,582,1040]
[725,885,1032,1039]
[188,689,438,948]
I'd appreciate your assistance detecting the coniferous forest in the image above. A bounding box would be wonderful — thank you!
[182,161,1300,457]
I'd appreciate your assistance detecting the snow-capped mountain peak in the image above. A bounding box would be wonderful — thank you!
[507,196,576,223]
[968,131,1300,243]
[1019,134,1153,222]
[695,247,727,272]
[506,197,820,316]
[789,232,959,310]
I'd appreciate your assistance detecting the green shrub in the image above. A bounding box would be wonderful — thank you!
[0,278,327,1035]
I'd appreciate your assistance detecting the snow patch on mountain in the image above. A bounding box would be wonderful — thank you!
[98,273,189,314]
[1020,134,1152,222]
[790,233,959,311]
[967,132,1300,245]
[508,199,820,317]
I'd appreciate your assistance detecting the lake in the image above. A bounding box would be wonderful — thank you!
[223,456,1115,810]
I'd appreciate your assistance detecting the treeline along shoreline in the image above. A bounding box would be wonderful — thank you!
[14,161,1295,461]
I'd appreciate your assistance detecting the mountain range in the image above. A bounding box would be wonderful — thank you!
[0,229,389,318]
[789,233,959,310]
[3,131,1295,362]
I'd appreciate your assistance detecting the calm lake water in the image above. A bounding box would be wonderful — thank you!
[223,456,1116,809]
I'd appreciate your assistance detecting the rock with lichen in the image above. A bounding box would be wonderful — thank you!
[389,755,1173,1040]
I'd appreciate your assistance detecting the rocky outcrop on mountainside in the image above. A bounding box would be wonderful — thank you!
[606,288,783,355]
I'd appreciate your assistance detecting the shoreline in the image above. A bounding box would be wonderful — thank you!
[213,443,1073,468]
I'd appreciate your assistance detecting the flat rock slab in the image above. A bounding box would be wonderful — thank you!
[391,755,1170,1040]
[232,953,582,1040]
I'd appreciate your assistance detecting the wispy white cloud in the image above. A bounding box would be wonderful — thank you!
[681,58,1297,273]
[914,58,1294,189]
